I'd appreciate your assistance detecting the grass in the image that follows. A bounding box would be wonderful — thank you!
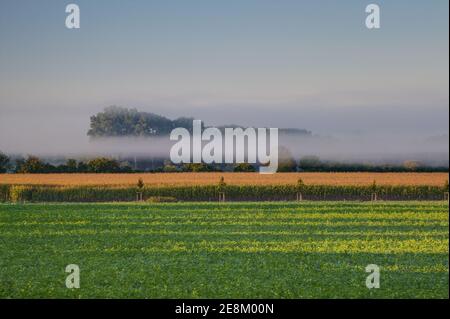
[1,172,448,186]
[0,201,448,298]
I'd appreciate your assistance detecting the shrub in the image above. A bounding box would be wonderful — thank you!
[146,196,178,203]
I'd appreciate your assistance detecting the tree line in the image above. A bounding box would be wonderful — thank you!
[0,152,258,173]
[0,151,448,174]
[0,155,132,174]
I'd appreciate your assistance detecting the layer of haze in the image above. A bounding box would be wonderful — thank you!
[0,0,448,165]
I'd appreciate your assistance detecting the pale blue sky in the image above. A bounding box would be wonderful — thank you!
[0,0,448,143]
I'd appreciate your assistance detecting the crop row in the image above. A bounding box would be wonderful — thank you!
[0,184,447,202]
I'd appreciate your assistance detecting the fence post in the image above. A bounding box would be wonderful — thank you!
[371,193,378,202]
[218,176,226,203]
[296,178,305,202]
[136,178,144,202]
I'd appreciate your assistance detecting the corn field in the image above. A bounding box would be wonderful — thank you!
[0,184,447,203]
[0,172,447,186]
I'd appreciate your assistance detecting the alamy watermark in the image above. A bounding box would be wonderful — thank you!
[65,3,381,30]
[65,264,80,289]
[365,264,380,289]
[65,4,80,29]
[366,4,381,29]
[170,120,279,174]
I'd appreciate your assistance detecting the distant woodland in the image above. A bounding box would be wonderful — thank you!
[87,106,312,137]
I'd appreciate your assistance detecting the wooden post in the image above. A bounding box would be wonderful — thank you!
[371,193,378,202]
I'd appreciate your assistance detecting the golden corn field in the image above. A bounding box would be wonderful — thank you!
[0,172,447,187]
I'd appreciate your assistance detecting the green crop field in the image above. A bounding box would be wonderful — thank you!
[0,202,448,298]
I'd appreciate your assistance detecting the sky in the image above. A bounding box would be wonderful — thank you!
[0,0,448,159]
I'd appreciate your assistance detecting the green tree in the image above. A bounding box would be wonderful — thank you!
[17,156,46,173]
[182,163,213,172]
[0,152,10,173]
[299,156,322,171]
[163,164,178,172]
[88,106,174,137]
[403,160,422,172]
[233,163,256,172]
[87,158,121,173]
[277,147,297,172]
[66,159,78,173]
[77,161,88,173]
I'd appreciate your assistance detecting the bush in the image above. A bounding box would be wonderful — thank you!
[146,196,178,203]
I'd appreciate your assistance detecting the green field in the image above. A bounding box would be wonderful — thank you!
[0,202,448,298]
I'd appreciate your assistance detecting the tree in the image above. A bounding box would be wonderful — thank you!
[0,152,10,173]
[65,159,78,173]
[87,158,121,173]
[77,161,89,173]
[16,156,47,173]
[172,117,197,133]
[182,163,214,172]
[233,163,256,172]
[163,164,178,172]
[277,147,297,172]
[299,156,322,171]
[88,106,175,137]
[403,160,423,171]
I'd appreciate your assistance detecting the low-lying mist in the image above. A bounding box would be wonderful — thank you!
[1,104,448,166]
[1,133,448,167]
